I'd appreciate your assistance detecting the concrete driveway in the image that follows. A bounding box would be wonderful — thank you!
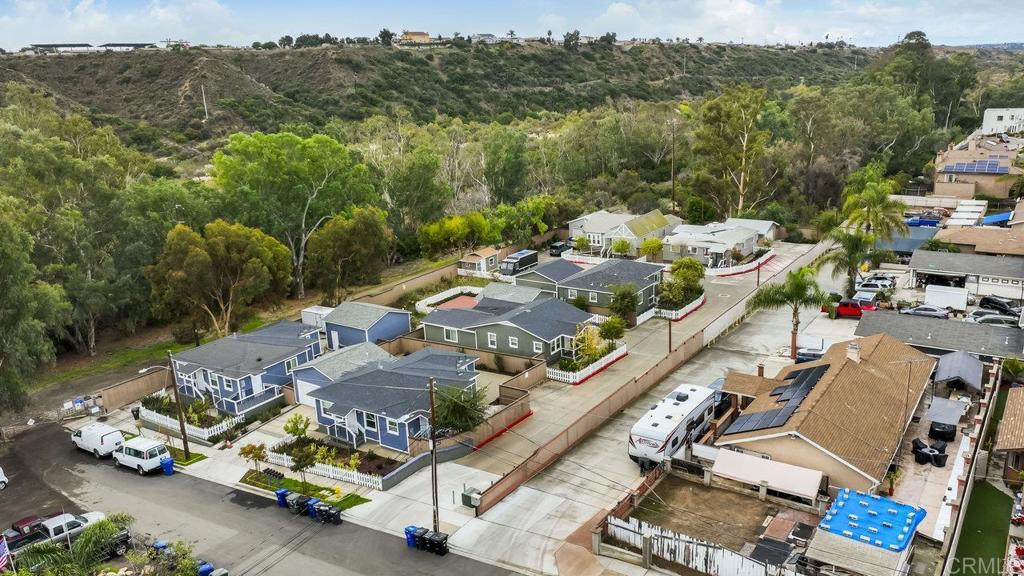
[0,423,516,576]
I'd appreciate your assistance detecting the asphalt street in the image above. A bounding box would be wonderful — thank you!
[0,423,516,576]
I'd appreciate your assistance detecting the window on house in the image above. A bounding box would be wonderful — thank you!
[223,378,234,392]
[285,358,297,373]
[588,233,603,246]
[487,332,497,348]
[552,338,561,352]
[998,115,1004,121]
[533,341,543,353]
[365,413,377,431]
[443,327,458,343]
[567,289,577,299]
[649,294,656,305]
[508,336,519,349]
[386,419,399,434]
[589,292,598,303]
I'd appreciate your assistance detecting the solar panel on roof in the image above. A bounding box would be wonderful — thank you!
[770,385,789,396]
[724,364,830,435]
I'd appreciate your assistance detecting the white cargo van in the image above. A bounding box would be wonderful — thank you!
[71,423,125,458]
[628,384,716,468]
[112,437,169,475]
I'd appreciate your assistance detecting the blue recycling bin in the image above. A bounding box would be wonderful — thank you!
[306,498,321,518]
[404,525,418,547]
[276,488,290,507]
[197,562,214,576]
[160,457,175,476]
[152,540,168,552]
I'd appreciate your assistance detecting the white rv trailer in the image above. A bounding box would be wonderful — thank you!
[628,384,716,467]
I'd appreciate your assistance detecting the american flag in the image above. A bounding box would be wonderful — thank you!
[0,535,11,571]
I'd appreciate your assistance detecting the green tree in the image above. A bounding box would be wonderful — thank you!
[307,207,393,305]
[435,385,487,433]
[279,35,294,48]
[842,171,907,240]
[599,315,626,342]
[639,238,663,260]
[384,147,452,239]
[811,208,843,238]
[609,284,639,319]
[820,230,894,296]
[611,238,632,257]
[921,238,960,253]
[212,131,376,297]
[0,198,71,413]
[481,124,528,204]
[378,28,395,46]
[563,30,581,50]
[290,445,317,494]
[694,85,770,216]
[574,236,591,253]
[670,257,705,289]
[284,412,311,440]
[1003,358,1024,384]
[745,267,831,359]
[239,442,268,474]
[18,513,134,574]
[573,324,607,364]
[147,220,292,337]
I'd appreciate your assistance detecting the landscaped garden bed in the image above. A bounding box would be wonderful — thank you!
[239,469,370,510]
[141,394,230,428]
[272,436,402,477]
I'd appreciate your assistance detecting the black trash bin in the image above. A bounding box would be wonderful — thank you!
[932,452,949,467]
[427,532,449,556]
[413,527,429,550]
[929,422,956,442]
[422,531,437,553]
[290,495,311,514]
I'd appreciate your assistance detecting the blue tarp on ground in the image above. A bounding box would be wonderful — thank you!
[981,211,1013,225]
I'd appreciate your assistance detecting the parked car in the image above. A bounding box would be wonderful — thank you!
[37,512,106,544]
[825,299,878,319]
[965,309,1003,322]
[861,273,896,284]
[3,515,50,540]
[112,437,169,475]
[900,305,950,319]
[548,241,570,256]
[0,465,7,490]
[855,279,894,293]
[851,291,879,306]
[8,530,49,558]
[71,423,125,458]
[796,348,825,364]
[979,296,1020,316]
[969,314,1020,328]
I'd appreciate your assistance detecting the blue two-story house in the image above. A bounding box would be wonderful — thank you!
[322,302,412,350]
[307,348,477,453]
[170,321,321,417]
[291,342,392,408]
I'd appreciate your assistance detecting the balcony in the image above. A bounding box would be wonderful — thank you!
[216,387,283,416]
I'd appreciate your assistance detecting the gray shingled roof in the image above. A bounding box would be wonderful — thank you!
[308,348,476,418]
[478,282,544,303]
[909,250,1024,279]
[934,351,984,390]
[173,321,315,379]
[560,259,664,292]
[300,342,392,380]
[323,301,410,330]
[528,259,584,282]
[856,311,1024,359]
[425,297,591,341]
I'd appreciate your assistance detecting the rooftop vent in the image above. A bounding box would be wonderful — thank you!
[675,393,689,402]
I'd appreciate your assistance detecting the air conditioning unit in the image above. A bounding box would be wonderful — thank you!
[462,487,482,508]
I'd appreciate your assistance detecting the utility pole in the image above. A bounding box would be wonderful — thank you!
[668,313,673,353]
[669,117,678,215]
[428,378,440,533]
[891,358,931,466]
[167,351,191,460]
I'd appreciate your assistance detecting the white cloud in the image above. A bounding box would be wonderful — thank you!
[0,0,235,50]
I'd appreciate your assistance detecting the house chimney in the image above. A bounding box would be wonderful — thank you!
[846,342,861,363]
[757,363,765,377]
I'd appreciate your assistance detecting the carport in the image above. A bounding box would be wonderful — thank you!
[711,449,823,505]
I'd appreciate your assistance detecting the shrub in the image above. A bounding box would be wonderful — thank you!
[284,412,311,439]
[571,294,589,310]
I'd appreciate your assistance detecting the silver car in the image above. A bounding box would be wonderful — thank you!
[900,305,949,319]
[855,280,893,293]
[969,314,1020,328]
[965,309,1003,322]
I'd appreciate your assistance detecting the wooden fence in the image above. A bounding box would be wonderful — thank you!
[99,369,172,411]
[606,517,798,576]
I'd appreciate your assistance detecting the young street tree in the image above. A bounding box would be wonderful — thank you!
[147,220,292,338]
[212,132,376,297]
[745,267,831,359]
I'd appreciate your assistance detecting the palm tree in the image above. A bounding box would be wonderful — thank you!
[18,514,134,574]
[842,181,907,240]
[746,267,832,359]
[820,230,894,295]
[811,207,843,238]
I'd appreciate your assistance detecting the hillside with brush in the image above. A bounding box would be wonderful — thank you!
[0,42,869,156]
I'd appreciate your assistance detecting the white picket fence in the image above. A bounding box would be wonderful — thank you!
[704,250,776,277]
[607,516,797,576]
[266,437,384,490]
[414,286,484,314]
[546,343,628,384]
[139,406,243,442]
[656,292,707,320]
[635,307,659,326]
[561,249,649,266]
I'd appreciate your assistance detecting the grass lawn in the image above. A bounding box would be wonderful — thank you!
[953,480,1012,575]
[35,338,195,389]
[240,469,370,510]
[167,445,208,466]
[985,386,1011,450]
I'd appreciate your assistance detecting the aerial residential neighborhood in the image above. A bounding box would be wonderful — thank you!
[1,4,1024,576]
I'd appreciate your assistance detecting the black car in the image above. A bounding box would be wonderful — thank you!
[549,241,570,256]
[979,295,1020,316]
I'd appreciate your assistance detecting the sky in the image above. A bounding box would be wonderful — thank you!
[1,0,1022,52]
